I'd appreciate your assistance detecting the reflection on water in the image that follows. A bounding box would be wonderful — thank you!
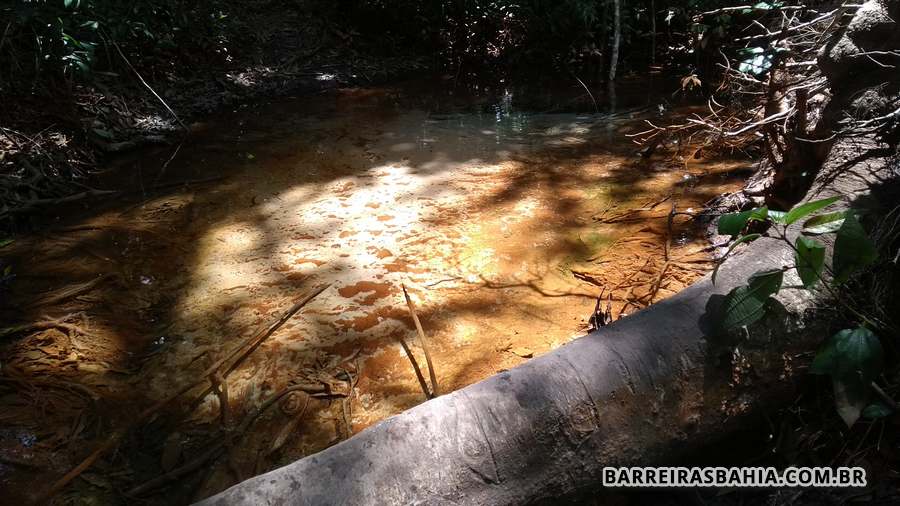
[0,81,751,503]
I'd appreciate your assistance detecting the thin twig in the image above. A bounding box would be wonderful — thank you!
[573,74,599,114]
[398,336,433,400]
[870,382,898,412]
[402,284,438,397]
[105,30,186,130]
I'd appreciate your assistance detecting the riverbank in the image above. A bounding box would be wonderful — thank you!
[0,1,427,231]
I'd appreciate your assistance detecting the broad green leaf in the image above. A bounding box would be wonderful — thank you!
[862,402,893,419]
[747,268,783,297]
[0,238,13,248]
[720,285,768,330]
[711,233,761,285]
[812,327,884,426]
[749,207,769,222]
[767,210,787,224]
[794,237,825,288]
[718,210,752,236]
[803,211,846,235]
[718,207,767,236]
[833,212,877,283]
[812,327,884,379]
[784,196,840,225]
[832,327,883,380]
[719,269,782,330]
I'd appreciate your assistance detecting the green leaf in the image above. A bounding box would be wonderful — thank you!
[784,196,840,225]
[802,211,846,235]
[718,207,767,236]
[862,401,893,419]
[747,268,783,297]
[0,238,13,249]
[718,269,783,330]
[794,237,825,288]
[711,233,761,285]
[718,210,752,236]
[811,327,884,427]
[812,327,884,378]
[833,327,883,380]
[92,128,113,139]
[720,285,768,330]
[833,212,877,283]
[750,207,769,222]
[768,210,787,224]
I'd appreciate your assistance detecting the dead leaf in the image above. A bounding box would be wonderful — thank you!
[510,347,533,358]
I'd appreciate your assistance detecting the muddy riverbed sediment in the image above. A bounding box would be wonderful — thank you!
[0,84,751,503]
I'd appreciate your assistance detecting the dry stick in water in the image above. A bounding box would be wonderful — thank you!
[105,31,187,131]
[402,284,438,397]
[127,383,330,496]
[398,336,433,400]
[188,283,331,409]
[40,283,331,502]
[664,201,676,262]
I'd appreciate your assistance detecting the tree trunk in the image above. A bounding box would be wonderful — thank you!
[608,0,621,82]
[650,0,657,67]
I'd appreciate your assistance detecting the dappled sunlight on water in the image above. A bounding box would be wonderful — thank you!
[0,84,751,502]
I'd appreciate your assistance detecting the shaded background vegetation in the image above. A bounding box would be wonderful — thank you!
[2,0,758,89]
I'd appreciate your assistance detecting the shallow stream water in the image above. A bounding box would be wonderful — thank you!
[0,81,752,502]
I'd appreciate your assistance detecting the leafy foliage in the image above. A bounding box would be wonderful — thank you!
[717,206,767,236]
[715,198,884,426]
[718,268,782,330]
[794,236,825,288]
[802,211,846,235]
[833,212,878,284]
[1,0,231,84]
[784,196,839,225]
